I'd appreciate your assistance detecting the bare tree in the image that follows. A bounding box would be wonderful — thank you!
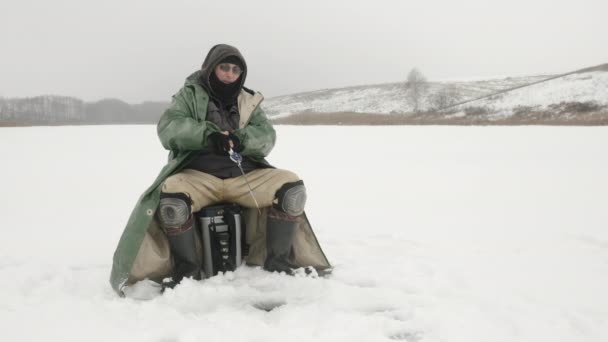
[429,85,461,112]
[405,68,428,113]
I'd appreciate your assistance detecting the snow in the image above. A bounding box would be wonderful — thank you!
[1,125,608,341]
[454,71,608,117]
[263,71,608,116]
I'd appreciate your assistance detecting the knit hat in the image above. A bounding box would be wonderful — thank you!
[218,55,244,71]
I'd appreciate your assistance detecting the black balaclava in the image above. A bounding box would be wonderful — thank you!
[199,44,247,106]
[209,56,244,105]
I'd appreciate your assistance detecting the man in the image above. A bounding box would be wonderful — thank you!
[109,44,330,296]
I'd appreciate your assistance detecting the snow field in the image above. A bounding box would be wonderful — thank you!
[0,125,607,342]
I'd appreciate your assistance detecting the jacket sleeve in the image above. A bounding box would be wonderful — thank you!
[157,87,218,151]
[232,106,276,158]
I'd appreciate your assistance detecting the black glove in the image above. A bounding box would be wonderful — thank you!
[207,132,242,154]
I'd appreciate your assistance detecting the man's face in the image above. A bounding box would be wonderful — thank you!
[214,63,242,84]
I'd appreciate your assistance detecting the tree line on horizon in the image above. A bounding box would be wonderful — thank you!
[4,67,605,127]
[0,68,444,126]
[0,96,169,125]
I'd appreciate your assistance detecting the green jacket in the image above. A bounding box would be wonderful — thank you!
[109,72,330,295]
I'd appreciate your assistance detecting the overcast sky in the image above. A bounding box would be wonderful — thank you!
[1,0,606,103]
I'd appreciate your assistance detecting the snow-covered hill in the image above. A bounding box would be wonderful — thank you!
[1,125,608,341]
[262,64,608,120]
[451,70,608,118]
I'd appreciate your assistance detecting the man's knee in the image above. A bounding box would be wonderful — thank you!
[278,170,300,184]
[162,174,187,194]
[158,192,192,227]
[273,180,307,216]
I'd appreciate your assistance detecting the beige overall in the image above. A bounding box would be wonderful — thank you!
[161,168,300,212]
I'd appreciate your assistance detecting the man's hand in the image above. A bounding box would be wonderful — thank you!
[207,131,242,154]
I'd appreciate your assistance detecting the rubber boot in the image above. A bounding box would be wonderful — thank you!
[162,215,202,289]
[263,209,300,275]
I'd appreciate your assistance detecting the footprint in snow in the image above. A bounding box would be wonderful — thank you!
[252,300,286,312]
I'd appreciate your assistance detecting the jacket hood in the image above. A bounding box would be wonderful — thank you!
[198,44,247,101]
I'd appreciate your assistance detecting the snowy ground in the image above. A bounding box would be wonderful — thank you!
[1,125,607,342]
